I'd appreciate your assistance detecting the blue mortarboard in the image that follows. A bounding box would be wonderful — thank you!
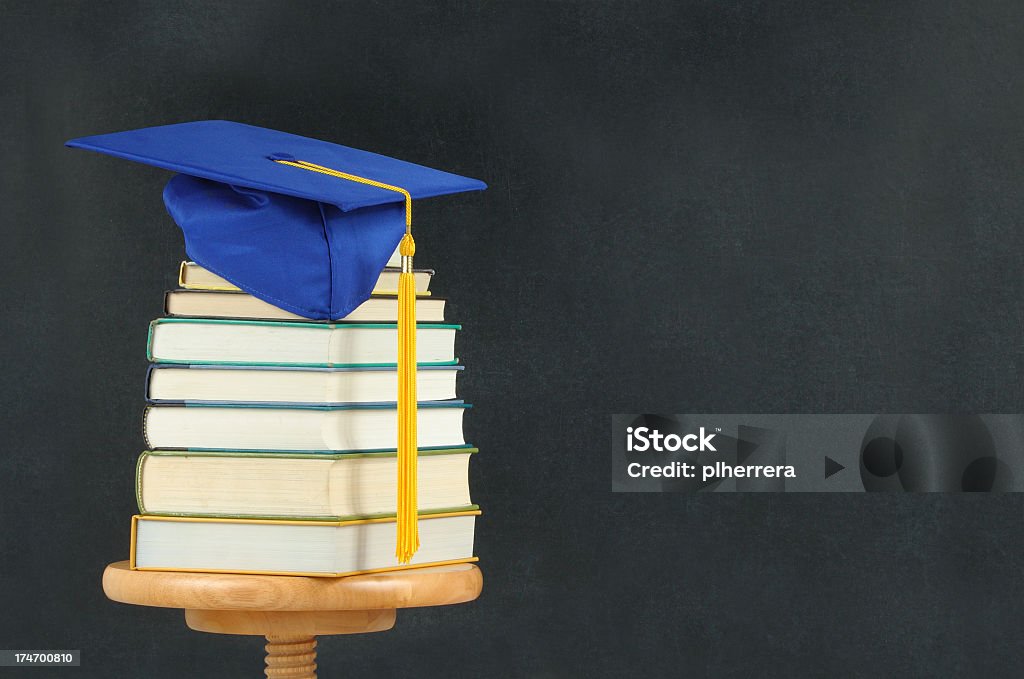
[66,120,486,320]
[67,120,486,563]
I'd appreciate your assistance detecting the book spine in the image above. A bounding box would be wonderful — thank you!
[143,364,156,402]
[142,406,152,449]
[145,320,158,361]
[129,515,139,569]
[135,452,149,513]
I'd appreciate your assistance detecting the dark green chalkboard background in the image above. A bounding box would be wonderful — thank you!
[3,1,1023,676]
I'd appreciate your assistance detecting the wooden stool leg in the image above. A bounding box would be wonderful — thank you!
[264,636,317,679]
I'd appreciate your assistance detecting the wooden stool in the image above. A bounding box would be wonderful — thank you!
[103,560,483,678]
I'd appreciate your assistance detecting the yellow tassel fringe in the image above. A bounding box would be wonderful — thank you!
[396,233,419,563]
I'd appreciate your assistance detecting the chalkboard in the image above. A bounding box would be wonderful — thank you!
[2,1,1024,676]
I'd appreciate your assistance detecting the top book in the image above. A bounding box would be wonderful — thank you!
[180,262,433,295]
[180,248,432,296]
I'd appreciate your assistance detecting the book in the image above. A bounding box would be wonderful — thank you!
[131,511,480,576]
[146,364,461,404]
[164,290,446,322]
[143,403,469,451]
[147,318,459,366]
[178,256,431,294]
[136,448,476,518]
[180,261,432,294]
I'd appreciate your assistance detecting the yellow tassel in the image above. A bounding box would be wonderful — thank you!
[396,233,419,563]
[271,157,420,563]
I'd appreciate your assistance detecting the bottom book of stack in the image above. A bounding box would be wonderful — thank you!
[132,512,479,577]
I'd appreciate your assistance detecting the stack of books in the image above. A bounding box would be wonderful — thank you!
[130,247,480,576]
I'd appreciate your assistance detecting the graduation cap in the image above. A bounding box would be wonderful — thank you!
[67,120,487,563]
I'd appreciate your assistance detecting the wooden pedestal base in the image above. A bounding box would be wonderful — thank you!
[103,561,482,678]
[185,608,397,636]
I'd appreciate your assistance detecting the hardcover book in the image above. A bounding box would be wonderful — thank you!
[147,318,459,366]
[136,448,477,519]
[131,511,480,576]
[143,402,470,451]
[164,290,446,322]
[146,364,462,405]
[178,259,433,295]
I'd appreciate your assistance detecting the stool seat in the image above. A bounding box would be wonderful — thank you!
[102,560,483,678]
[103,560,482,611]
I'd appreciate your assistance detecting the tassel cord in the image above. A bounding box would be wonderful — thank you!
[274,158,419,563]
